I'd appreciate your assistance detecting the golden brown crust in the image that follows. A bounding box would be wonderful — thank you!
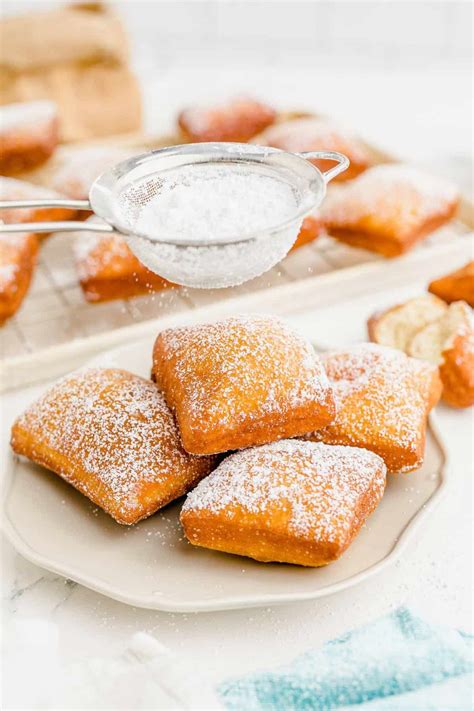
[0,176,76,228]
[321,165,459,257]
[428,262,474,307]
[290,213,322,251]
[0,102,59,175]
[178,98,276,143]
[439,330,474,408]
[180,440,386,566]
[0,233,39,325]
[152,315,336,455]
[309,344,442,473]
[10,368,216,525]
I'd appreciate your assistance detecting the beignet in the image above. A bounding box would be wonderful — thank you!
[0,233,39,325]
[152,315,336,455]
[51,146,141,200]
[180,440,386,567]
[254,117,371,181]
[408,301,474,409]
[428,262,474,307]
[321,165,459,256]
[178,98,276,143]
[73,219,174,302]
[0,176,76,226]
[0,101,59,175]
[291,212,322,251]
[10,368,216,525]
[309,344,442,472]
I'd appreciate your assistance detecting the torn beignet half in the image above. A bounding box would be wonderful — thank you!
[152,315,336,455]
[254,117,371,181]
[321,164,459,257]
[408,301,474,409]
[180,440,386,567]
[308,344,442,473]
[10,368,216,525]
[368,295,448,352]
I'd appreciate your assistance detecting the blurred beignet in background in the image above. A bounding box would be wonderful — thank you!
[73,218,174,302]
[0,101,58,175]
[428,262,474,307]
[291,212,322,251]
[321,165,459,256]
[0,233,39,325]
[152,315,336,455]
[180,440,386,566]
[10,368,216,525]
[254,117,371,181]
[51,146,142,200]
[308,344,442,472]
[0,176,76,227]
[178,97,276,142]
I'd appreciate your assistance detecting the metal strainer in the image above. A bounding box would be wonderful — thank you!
[0,143,349,288]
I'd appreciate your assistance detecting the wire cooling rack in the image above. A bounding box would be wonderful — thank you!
[1,219,471,359]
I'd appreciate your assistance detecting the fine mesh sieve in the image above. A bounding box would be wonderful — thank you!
[0,143,349,288]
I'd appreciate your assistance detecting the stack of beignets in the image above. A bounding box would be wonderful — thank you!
[11,314,440,566]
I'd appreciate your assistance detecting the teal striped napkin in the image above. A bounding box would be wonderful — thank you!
[219,607,473,711]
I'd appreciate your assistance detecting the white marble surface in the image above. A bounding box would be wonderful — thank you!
[2,3,473,708]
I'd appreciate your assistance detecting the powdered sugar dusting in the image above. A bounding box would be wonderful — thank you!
[155,315,334,438]
[135,164,299,243]
[255,116,369,165]
[322,164,459,233]
[52,146,141,199]
[72,217,133,280]
[182,439,386,543]
[0,100,56,132]
[12,368,214,522]
[311,343,440,472]
[0,176,65,224]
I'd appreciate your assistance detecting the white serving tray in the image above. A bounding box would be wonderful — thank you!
[3,238,470,611]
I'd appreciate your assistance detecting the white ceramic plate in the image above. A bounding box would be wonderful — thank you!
[3,334,448,612]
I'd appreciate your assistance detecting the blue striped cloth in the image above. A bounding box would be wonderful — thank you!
[219,607,473,711]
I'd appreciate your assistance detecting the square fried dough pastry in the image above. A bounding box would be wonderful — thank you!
[308,344,442,473]
[0,233,39,325]
[0,176,76,226]
[428,262,474,307]
[152,315,336,455]
[321,164,459,257]
[178,97,276,143]
[51,146,142,200]
[253,117,371,181]
[10,368,216,525]
[73,218,174,302]
[0,101,59,175]
[180,440,386,567]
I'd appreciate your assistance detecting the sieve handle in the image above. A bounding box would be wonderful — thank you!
[297,150,350,183]
[0,198,114,234]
